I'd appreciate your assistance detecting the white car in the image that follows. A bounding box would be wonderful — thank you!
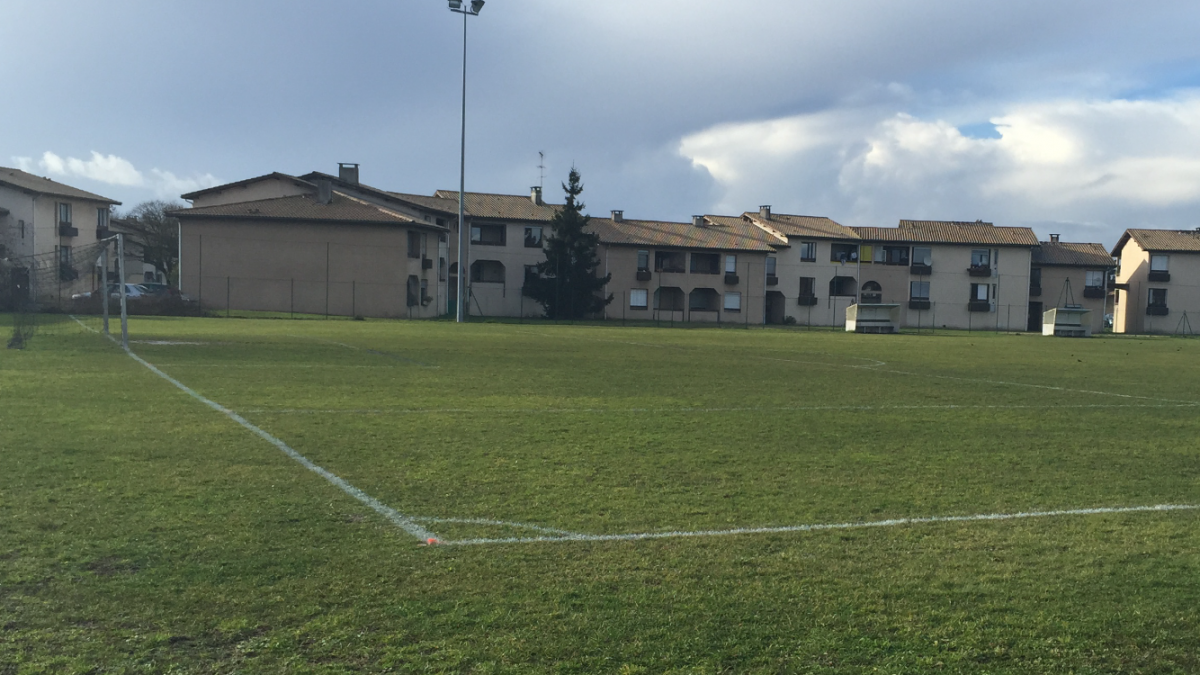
[71,283,150,300]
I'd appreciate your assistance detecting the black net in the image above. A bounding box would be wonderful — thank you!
[1,240,114,349]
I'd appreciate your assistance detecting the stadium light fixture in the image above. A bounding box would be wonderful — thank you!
[449,0,484,323]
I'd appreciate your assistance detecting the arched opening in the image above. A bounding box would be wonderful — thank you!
[829,276,857,297]
[469,260,505,284]
[861,281,882,304]
[654,287,685,311]
[688,287,720,312]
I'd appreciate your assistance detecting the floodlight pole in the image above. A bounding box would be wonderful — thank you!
[450,0,484,323]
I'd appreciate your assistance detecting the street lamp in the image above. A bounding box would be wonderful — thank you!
[450,0,484,323]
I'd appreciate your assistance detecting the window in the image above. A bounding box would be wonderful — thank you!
[59,245,72,267]
[407,231,421,258]
[829,276,856,296]
[830,243,858,263]
[636,250,650,272]
[689,288,720,311]
[860,281,882,303]
[910,281,930,300]
[470,260,505,283]
[439,257,447,281]
[724,255,737,274]
[691,252,720,274]
[406,275,420,307]
[799,277,816,298]
[724,292,742,311]
[470,223,506,246]
[1085,270,1105,288]
[881,246,909,265]
[971,283,990,301]
[1150,255,1169,271]
[654,287,685,311]
[655,251,686,273]
[1030,268,1042,287]
[799,242,817,262]
[912,247,932,266]
[420,279,429,303]
[630,288,648,309]
[524,226,543,248]
[436,218,446,227]
[765,257,777,276]
[523,264,539,285]
[97,208,109,230]
[57,203,72,224]
[971,249,990,267]
[19,220,25,238]
[1148,288,1168,307]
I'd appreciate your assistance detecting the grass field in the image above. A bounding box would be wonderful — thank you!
[2,315,1199,673]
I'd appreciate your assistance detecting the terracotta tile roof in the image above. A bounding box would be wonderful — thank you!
[589,216,778,252]
[1032,242,1114,267]
[170,192,445,230]
[0,166,120,204]
[180,172,313,200]
[745,212,859,240]
[299,172,460,216]
[387,192,461,214]
[433,190,563,221]
[854,220,1039,246]
[1113,228,1200,255]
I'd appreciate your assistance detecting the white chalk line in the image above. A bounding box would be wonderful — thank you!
[70,316,437,543]
[412,516,583,537]
[435,504,1200,547]
[237,402,1200,416]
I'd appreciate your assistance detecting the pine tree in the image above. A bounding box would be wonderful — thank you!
[525,168,612,319]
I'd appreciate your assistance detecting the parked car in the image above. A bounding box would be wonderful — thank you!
[71,283,150,300]
[138,282,193,302]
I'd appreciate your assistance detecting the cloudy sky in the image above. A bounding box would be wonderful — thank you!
[5,0,1200,245]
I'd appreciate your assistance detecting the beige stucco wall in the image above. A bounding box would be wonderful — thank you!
[179,219,446,319]
[601,244,768,324]
[1033,265,1109,333]
[461,218,549,318]
[1114,239,1200,334]
[189,177,312,208]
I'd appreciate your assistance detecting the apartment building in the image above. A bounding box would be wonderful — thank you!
[0,167,120,303]
[175,166,450,318]
[589,213,776,323]
[1112,228,1200,334]
[1030,236,1113,333]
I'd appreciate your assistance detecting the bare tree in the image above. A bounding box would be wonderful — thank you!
[118,200,184,286]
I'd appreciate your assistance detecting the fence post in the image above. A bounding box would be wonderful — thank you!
[290,278,294,318]
[352,281,356,317]
[227,276,231,318]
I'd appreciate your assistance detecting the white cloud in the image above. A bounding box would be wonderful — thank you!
[679,92,1200,240]
[11,150,219,200]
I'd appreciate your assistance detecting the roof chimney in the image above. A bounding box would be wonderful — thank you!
[611,210,623,222]
[759,205,771,219]
[531,186,543,205]
[338,163,359,184]
[1050,233,1060,243]
[692,215,705,228]
[316,179,333,205]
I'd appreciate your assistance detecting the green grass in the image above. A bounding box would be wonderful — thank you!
[2,316,1198,673]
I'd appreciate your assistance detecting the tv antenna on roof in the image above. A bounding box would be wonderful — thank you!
[538,151,545,191]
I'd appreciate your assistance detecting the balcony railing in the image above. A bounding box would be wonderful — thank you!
[968,265,991,277]
[797,295,818,306]
[636,269,652,281]
[765,274,778,286]
[908,299,931,310]
[1029,285,1042,297]
[96,227,111,240]
[1147,305,1169,316]
[1148,270,1170,282]
[910,263,932,275]
[1082,286,1105,299]
[59,223,79,237]
[723,273,739,285]
[422,257,434,270]
[967,300,991,312]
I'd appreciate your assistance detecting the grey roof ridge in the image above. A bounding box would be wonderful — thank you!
[0,166,121,204]
[180,172,314,200]
[302,172,460,216]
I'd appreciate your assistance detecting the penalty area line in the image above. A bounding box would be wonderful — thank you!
[435,504,1200,547]
[71,316,437,544]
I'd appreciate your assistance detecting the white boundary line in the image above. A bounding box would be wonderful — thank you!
[70,316,438,543]
[236,402,1200,415]
[436,504,1200,547]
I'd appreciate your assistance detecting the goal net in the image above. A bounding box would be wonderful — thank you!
[1,238,118,349]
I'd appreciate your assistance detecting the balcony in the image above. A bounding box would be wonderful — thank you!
[1083,286,1105,299]
[766,274,778,286]
[797,295,818,306]
[908,299,931,310]
[58,223,79,237]
[1148,270,1170,282]
[724,273,739,285]
[422,257,434,270]
[636,269,652,281]
[1147,305,1169,316]
[1029,285,1042,297]
[967,300,991,312]
[96,227,111,240]
[968,265,991,277]
[910,263,932,276]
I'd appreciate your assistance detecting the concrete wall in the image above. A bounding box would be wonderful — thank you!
[179,219,446,319]
[601,244,768,325]
[461,218,549,318]
[1115,239,1200,334]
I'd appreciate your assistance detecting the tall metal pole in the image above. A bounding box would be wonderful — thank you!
[101,241,109,335]
[456,7,469,323]
[117,234,128,349]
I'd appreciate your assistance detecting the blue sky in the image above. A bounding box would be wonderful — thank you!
[5,0,1200,246]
